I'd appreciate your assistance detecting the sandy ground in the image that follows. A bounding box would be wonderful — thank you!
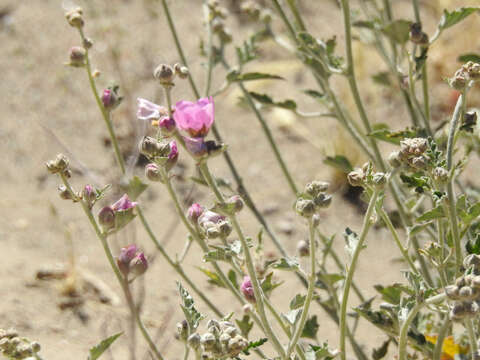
[1,0,480,359]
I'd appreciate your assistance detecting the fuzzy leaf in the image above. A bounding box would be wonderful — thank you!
[290,294,307,310]
[204,248,229,262]
[248,92,297,110]
[88,333,123,360]
[458,53,480,63]
[374,284,404,305]
[416,205,445,222]
[272,257,299,271]
[367,127,417,145]
[466,235,480,255]
[438,7,479,31]
[301,316,319,339]
[242,338,268,355]
[236,315,253,338]
[399,173,430,193]
[228,269,238,289]
[177,282,205,330]
[227,71,284,82]
[260,272,283,296]
[282,308,302,325]
[382,19,412,44]
[197,267,225,288]
[407,222,433,237]
[126,176,148,201]
[305,343,340,360]
[372,339,391,360]
[323,155,353,173]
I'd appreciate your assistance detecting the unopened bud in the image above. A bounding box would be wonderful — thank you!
[82,37,93,49]
[305,181,329,197]
[445,285,460,300]
[240,276,255,303]
[433,167,448,182]
[207,319,220,332]
[165,140,179,172]
[139,136,160,157]
[187,203,204,223]
[98,206,115,231]
[372,172,387,188]
[409,23,428,45]
[102,86,123,111]
[295,198,316,218]
[117,244,137,276]
[188,333,201,350]
[82,184,96,208]
[145,163,163,182]
[69,46,86,67]
[313,193,332,208]
[312,214,320,227]
[297,240,309,257]
[130,253,148,277]
[58,185,73,200]
[201,332,216,350]
[158,117,176,136]
[174,63,189,79]
[449,69,468,90]
[347,169,364,187]
[226,195,244,213]
[65,7,84,28]
[218,220,233,238]
[46,153,70,174]
[387,151,402,168]
[177,320,189,341]
[154,64,175,85]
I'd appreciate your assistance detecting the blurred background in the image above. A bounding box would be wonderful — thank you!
[1,0,480,358]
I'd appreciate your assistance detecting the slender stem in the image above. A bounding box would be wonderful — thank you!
[465,318,478,360]
[339,190,379,360]
[272,0,297,39]
[183,342,190,360]
[203,1,214,97]
[199,163,286,359]
[398,293,446,360]
[286,219,316,358]
[378,207,418,274]
[286,0,306,31]
[446,92,465,276]
[59,175,163,360]
[78,29,126,174]
[433,315,450,360]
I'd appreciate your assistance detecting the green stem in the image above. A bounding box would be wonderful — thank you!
[286,219,316,358]
[339,190,379,360]
[78,29,125,174]
[398,293,446,360]
[199,162,286,359]
[203,0,214,97]
[446,92,465,276]
[286,0,306,31]
[59,175,163,360]
[433,315,450,360]
[183,342,190,360]
[465,318,478,360]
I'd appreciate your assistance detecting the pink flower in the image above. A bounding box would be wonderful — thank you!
[158,116,176,135]
[241,276,255,303]
[112,194,137,212]
[117,244,138,275]
[130,252,148,277]
[174,97,214,137]
[137,98,168,121]
[187,203,204,223]
[166,140,179,171]
[198,210,226,227]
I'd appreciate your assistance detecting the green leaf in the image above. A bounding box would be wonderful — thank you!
[323,155,353,173]
[399,173,430,193]
[317,273,345,289]
[301,315,319,339]
[407,221,433,236]
[125,176,148,201]
[282,308,302,325]
[290,294,307,310]
[260,272,283,296]
[466,234,480,255]
[177,282,205,330]
[248,92,297,110]
[228,269,238,289]
[305,343,340,360]
[353,20,376,29]
[197,267,225,288]
[88,333,123,360]
[458,53,480,63]
[236,315,253,338]
[367,127,417,145]
[382,19,412,44]
[227,71,284,82]
[372,72,392,87]
[438,7,479,31]
[373,284,404,305]
[303,89,329,104]
[372,339,391,360]
[242,338,268,355]
[204,248,229,262]
[272,257,299,271]
[416,205,445,222]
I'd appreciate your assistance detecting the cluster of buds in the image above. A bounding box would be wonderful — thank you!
[140,137,179,178]
[101,85,123,111]
[409,22,429,46]
[117,244,148,280]
[187,320,248,359]
[449,61,480,90]
[207,0,232,44]
[445,255,480,321]
[295,181,332,218]
[240,1,272,24]
[0,328,41,359]
[388,137,432,171]
[347,163,387,189]
[65,6,84,28]
[153,63,189,87]
[197,209,232,239]
[46,153,71,178]
[98,194,137,233]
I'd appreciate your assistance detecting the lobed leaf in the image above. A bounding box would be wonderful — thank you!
[88,332,123,360]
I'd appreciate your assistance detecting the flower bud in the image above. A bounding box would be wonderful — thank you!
[218,220,233,238]
[129,253,148,277]
[98,206,115,231]
[297,240,309,257]
[188,333,201,350]
[226,195,244,213]
[372,172,387,189]
[187,203,204,223]
[102,86,122,111]
[243,304,253,313]
[117,244,138,276]
[165,141,179,172]
[154,64,175,85]
[240,276,255,303]
[400,138,428,158]
[158,117,176,136]
[174,63,189,79]
[433,167,448,182]
[347,168,365,187]
[68,46,86,67]
[207,319,221,333]
[176,320,189,341]
[410,156,427,170]
[58,185,73,200]
[387,151,402,168]
[82,184,96,209]
[82,37,93,49]
[46,153,70,174]
[464,61,480,80]
[201,333,216,350]
[312,214,320,227]
[227,335,248,356]
[145,163,163,182]
[31,341,41,353]
[459,286,474,300]
[305,181,329,197]
[139,136,161,157]
[313,193,332,208]
[65,7,84,28]
[450,302,466,321]
[219,333,231,345]
[409,22,428,45]
[295,198,316,218]
[449,69,468,90]
[445,285,460,300]
[183,136,208,160]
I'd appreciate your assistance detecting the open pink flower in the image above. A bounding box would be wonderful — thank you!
[174,97,214,137]
[137,98,168,121]
[112,194,137,212]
